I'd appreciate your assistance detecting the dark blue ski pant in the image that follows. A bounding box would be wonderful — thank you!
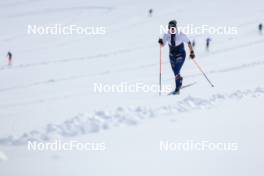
[169,54,185,89]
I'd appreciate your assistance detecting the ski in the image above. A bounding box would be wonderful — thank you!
[167,82,197,95]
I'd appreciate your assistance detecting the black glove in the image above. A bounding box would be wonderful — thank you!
[190,50,195,59]
[158,38,164,45]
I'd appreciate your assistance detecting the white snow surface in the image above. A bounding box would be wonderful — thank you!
[0,0,264,175]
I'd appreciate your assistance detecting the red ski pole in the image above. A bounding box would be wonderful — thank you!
[191,59,214,87]
[159,45,163,95]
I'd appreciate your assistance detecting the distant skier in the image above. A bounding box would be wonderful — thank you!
[148,9,153,17]
[192,39,196,48]
[7,51,12,66]
[158,20,195,95]
[206,37,211,51]
[258,23,263,34]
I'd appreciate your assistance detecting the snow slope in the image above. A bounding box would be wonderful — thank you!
[0,0,264,175]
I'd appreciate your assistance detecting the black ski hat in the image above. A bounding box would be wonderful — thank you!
[168,20,177,29]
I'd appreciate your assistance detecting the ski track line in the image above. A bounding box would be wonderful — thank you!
[0,87,263,146]
[0,8,146,52]
[165,59,264,82]
[0,0,39,8]
[0,45,148,71]
[0,58,263,94]
[200,38,264,58]
[1,35,263,73]
[0,3,262,61]
[0,92,85,109]
[3,6,114,19]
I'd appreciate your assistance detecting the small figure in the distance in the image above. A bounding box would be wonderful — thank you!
[7,51,12,66]
[258,23,263,34]
[148,9,153,17]
[206,37,212,51]
[192,39,196,48]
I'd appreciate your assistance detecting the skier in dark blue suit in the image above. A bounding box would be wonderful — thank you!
[158,20,195,94]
